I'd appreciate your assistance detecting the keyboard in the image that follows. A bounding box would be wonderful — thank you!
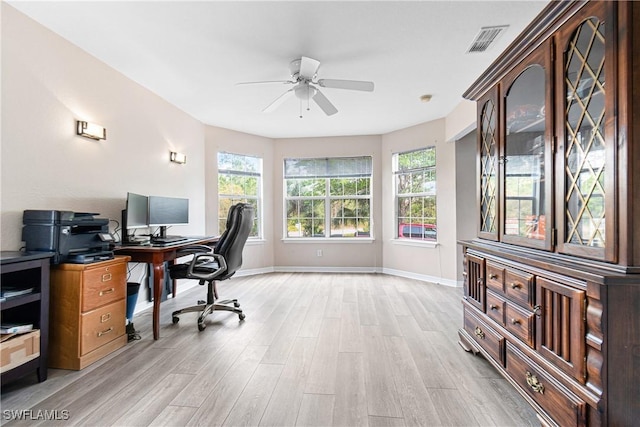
[151,236,187,244]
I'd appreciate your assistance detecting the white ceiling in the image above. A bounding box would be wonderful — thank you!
[8,1,548,139]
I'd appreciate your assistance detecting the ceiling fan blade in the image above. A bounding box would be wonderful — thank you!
[236,80,294,86]
[317,79,374,92]
[262,87,295,113]
[312,89,338,116]
[300,56,321,80]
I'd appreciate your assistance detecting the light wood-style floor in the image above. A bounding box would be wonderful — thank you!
[1,273,538,426]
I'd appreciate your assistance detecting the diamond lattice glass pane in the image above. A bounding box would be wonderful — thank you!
[564,17,605,247]
[480,100,497,233]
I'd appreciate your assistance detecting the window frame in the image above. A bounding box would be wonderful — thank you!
[283,156,373,240]
[217,151,263,239]
[393,147,437,244]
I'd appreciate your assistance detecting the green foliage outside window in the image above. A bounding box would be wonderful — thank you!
[218,152,261,237]
[284,157,372,238]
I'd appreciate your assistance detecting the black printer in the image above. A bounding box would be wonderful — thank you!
[22,210,114,264]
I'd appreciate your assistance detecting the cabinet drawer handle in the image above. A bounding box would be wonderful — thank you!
[474,326,485,339]
[97,327,114,337]
[533,304,542,317]
[489,304,498,310]
[489,274,498,280]
[101,273,112,282]
[99,288,115,296]
[510,318,521,325]
[100,313,111,323]
[510,282,521,290]
[526,371,544,394]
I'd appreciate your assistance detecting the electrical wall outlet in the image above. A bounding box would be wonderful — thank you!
[317,249,323,257]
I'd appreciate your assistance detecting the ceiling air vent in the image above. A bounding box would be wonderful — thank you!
[466,25,509,53]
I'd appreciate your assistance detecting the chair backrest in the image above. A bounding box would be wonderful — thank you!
[214,203,254,280]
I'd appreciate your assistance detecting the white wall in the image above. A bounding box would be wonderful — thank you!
[1,4,206,250]
[204,126,275,273]
[455,130,478,282]
[381,119,460,286]
[272,135,383,271]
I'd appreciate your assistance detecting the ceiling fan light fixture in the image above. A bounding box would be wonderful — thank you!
[295,84,317,100]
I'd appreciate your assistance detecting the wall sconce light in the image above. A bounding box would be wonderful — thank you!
[170,151,187,164]
[76,121,106,140]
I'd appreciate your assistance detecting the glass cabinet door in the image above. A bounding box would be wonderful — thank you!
[501,43,553,250]
[557,1,613,261]
[478,89,499,241]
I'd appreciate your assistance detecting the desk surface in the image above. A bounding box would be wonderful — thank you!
[116,236,218,252]
[114,236,218,340]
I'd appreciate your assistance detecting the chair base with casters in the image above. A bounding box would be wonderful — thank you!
[171,279,245,331]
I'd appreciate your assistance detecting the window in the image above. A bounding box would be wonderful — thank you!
[284,157,372,238]
[393,147,437,241]
[217,152,262,238]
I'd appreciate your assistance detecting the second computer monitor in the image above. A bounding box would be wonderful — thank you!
[148,196,189,237]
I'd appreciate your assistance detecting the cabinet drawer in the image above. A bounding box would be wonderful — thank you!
[505,302,535,348]
[486,262,505,293]
[506,343,585,427]
[505,270,534,308]
[80,300,125,356]
[464,307,505,366]
[82,262,126,312]
[486,290,506,325]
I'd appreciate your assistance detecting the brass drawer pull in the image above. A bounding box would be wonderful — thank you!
[100,313,111,323]
[510,282,521,289]
[489,274,498,280]
[99,288,115,296]
[474,326,485,339]
[511,318,521,325]
[533,304,542,317]
[526,371,544,394]
[101,273,112,282]
[97,327,114,337]
[489,304,498,310]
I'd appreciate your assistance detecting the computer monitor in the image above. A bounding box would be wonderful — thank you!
[124,192,148,229]
[122,192,149,243]
[148,196,189,238]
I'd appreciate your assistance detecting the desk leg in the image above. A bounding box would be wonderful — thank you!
[170,259,177,298]
[152,262,164,340]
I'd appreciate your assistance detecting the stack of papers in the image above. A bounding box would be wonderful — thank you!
[0,287,34,298]
[0,323,34,334]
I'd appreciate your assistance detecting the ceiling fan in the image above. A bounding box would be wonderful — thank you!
[237,56,374,117]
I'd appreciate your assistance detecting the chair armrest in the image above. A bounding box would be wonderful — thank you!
[176,245,214,257]
[186,253,228,281]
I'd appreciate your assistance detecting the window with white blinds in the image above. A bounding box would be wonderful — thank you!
[284,156,372,238]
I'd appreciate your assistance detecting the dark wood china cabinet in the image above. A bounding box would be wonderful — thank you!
[458,2,639,426]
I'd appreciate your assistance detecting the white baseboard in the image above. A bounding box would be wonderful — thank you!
[274,266,382,274]
[274,265,462,287]
[381,267,461,287]
[235,266,275,277]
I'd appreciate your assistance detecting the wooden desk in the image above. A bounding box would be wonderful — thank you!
[114,237,218,340]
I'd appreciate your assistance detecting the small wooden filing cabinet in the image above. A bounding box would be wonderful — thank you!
[49,256,130,370]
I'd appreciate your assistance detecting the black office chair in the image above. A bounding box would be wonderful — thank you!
[169,203,254,331]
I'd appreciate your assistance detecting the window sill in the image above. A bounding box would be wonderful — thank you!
[282,238,375,244]
[391,239,439,248]
[246,239,266,246]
